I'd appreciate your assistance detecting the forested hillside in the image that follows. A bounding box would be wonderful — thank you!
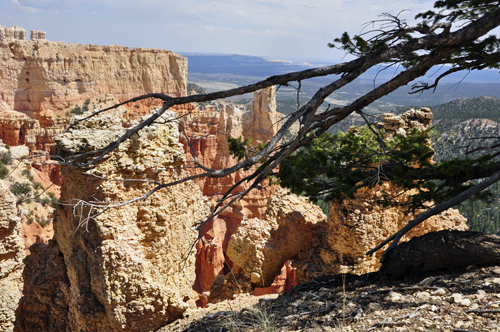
[370,97,500,234]
[427,97,500,234]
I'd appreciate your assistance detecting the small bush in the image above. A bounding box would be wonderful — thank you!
[36,217,50,228]
[21,169,34,182]
[70,105,83,115]
[82,99,91,113]
[38,197,51,207]
[33,182,44,190]
[5,144,10,150]
[16,196,25,205]
[135,104,140,109]
[10,182,32,196]
[0,163,8,179]
[0,151,13,165]
[27,217,34,224]
[47,192,59,208]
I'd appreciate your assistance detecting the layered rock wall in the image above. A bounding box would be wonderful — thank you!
[0,110,65,153]
[0,28,188,114]
[0,181,25,331]
[193,87,279,301]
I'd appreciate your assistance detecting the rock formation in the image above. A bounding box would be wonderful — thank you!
[213,108,469,297]
[0,111,66,154]
[192,88,280,301]
[0,26,284,306]
[380,230,500,279]
[29,30,45,41]
[298,186,468,281]
[16,110,210,331]
[0,28,189,114]
[0,25,26,41]
[21,221,53,254]
[291,108,467,281]
[14,241,70,332]
[210,187,326,302]
[0,181,25,331]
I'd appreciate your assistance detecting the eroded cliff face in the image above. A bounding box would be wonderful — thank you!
[0,181,25,332]
[209,187,326,303]
[192,88,279,302]
[16,110,210,331]
[0,26,285,307]
[215,108,469,296]
[0,27,188,115]
[0,110,65,153]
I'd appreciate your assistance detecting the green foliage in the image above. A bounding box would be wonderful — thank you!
[315,199,330,216]
[432,97,500,122]
[227,136,265,162]
[0,163,8,179]
[33,182,44,190]
[21,169,34,182]
[70,99,91,115]
[278,125,495,213]
[47,192,58,208]
[10,182,32,196]
[4,144,10,150]
[0,151,13,165]
[36,217,51,228]
[36,197,51,207]
[70,105,83,115]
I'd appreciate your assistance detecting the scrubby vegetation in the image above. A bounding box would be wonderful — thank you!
[70,98,91,115]
[21,168,34,182]
[0,164,8,179]
[0,151,13,165]
[0,151,13,179]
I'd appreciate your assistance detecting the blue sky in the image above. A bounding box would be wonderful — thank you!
[2,0,499,62]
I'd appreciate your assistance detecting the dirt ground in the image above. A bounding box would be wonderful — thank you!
[160,265,500,332]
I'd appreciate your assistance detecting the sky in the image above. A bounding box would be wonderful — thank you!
[0,0,447,61]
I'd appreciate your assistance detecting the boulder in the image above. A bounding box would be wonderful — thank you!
[379,230,500,279]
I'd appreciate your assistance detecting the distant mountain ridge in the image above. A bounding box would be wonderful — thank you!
[181,53,317,77]
[182,52,500,83]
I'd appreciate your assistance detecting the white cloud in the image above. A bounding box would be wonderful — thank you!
[4,0,476,60]
[237,10,248,17]
[13,0,78,12]
[11,0,39,13]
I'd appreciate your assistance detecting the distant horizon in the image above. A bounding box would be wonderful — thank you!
[0,0,447,59]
